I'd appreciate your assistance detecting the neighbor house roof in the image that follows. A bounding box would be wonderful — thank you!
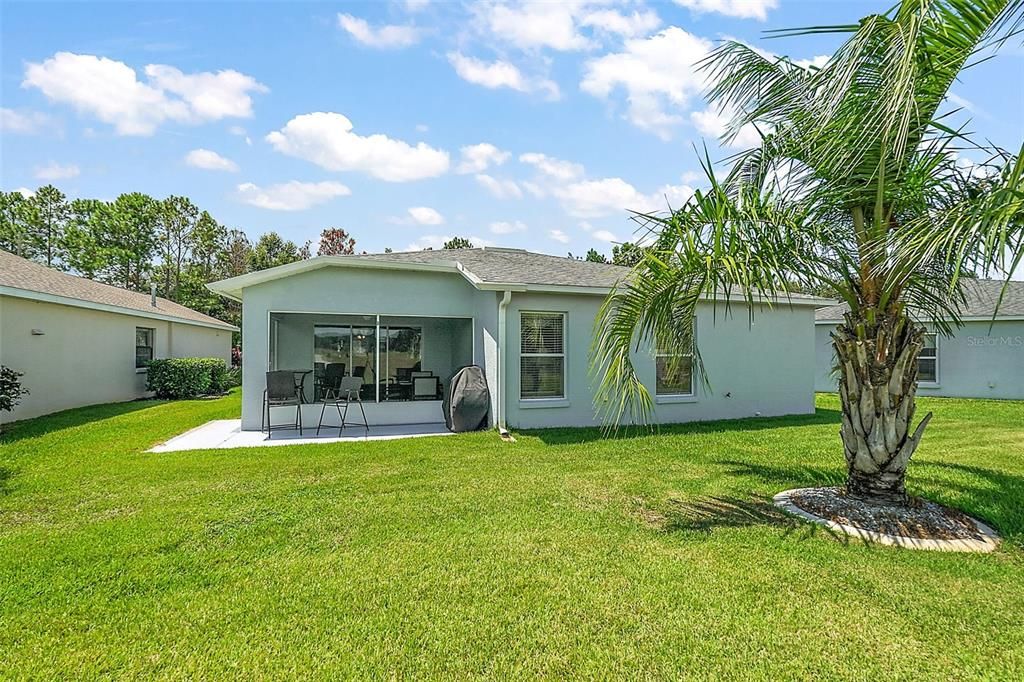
[815,279,1024,323]
[0,249,236,330]
[207,246,835,306]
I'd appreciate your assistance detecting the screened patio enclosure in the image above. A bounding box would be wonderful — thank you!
[268,313,474,421]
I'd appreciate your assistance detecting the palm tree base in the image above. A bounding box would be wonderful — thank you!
[833,317,933,509]
[845,469,909,506]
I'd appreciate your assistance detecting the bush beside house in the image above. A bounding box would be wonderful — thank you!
[146,358,231,399]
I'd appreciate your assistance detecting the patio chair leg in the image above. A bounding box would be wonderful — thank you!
[317,401,327,437]
[296,403,303,434]
[356,399,369,434]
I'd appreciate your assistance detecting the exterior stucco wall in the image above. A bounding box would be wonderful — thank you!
[238,264,820,431]
[815,320,1024,400]
[240,267,491,429]
[504,293,818,429]
[0,295,231,422]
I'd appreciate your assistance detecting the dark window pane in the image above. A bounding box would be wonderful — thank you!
[917,358,937,382]
[135,346,153,368]
[656,355,692,395]
[521,356,564,399]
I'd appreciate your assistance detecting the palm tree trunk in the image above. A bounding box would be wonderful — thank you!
[832,315,933,506]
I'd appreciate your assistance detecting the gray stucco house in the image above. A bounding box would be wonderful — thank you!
[1,249,235,423]
[209,248,832,431]
[815,279,1024,400]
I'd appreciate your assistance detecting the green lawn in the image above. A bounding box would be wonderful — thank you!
[1,391,1022,678]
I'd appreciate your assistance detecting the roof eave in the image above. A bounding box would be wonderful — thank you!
[0,285,238,331]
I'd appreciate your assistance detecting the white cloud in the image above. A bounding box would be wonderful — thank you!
[581,9,661,37]
[266,112,450,182]
[457,143,511,174]
[795,54,830,70]
[143,64,267,120]
[22,52,266,136]
[337,13,420,49]
[236,180,351,211]
[405,0,431,11]
[406,234,494,250]
[690,106,764,150]
[447,52,560,99]
[34,162,80,180]
[416,123,429,132]
[592,229,618,242]
[15,187,36,198]
[580,27,712,139]
[554,176,694,217]
[489,220,527,234]
[479,2,591,51]
[408,206,445,225]
[185,148,239,172]
[1,107,53,134]
[475,174,523,199]
[549,229,570,243]
[579,221,594,232]
[674,0,777,20]
[519,152,585,182]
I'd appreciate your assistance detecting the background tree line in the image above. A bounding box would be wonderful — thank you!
[1,186,361,340]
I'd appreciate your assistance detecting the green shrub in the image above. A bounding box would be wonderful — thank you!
[1,365,30,414]
[224,366,243,389]
[146,358,229,399]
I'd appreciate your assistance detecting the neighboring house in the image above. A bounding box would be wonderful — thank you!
[0,249,235,422]
[815,280,1024,400]
[207,247,832,431]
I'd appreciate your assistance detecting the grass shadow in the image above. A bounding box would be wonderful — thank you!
[716,460,845,488]
[0,466,13,496]
[0,399,166,446]
[527,407,843,446]
[913,461,1024,542]
[658,493,853,546]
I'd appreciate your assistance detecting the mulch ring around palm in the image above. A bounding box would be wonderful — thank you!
[774,486,1001,552]
[792,487,982,540]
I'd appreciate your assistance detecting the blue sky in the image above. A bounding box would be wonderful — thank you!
[2,1,1022,258]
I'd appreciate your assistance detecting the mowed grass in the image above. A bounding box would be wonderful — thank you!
[1,390,1023,679]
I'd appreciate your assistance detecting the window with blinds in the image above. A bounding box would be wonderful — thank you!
[918,333,938,383]
[135,327,154,369]
[655,326,694,396]
[520,312,565,400]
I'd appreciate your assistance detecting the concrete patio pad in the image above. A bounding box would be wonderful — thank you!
[149,419,454,453]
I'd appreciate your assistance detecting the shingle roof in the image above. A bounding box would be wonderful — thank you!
[349,247,631,288]
[208,246,834,305]
[0,249,236,329]
[815,279,1024,322]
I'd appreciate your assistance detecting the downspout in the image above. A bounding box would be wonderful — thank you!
[496,289,512,437]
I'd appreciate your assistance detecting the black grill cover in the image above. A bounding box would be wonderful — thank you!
[443,365,490,432]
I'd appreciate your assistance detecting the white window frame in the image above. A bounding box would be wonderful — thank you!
[655,323,695,398]
[917,332,939,385]
[135,327,155,372]
[519,311,567,401]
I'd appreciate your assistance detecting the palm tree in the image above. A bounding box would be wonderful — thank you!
[593,0,1024,506]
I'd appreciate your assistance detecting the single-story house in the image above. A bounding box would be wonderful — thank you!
[208,247,832,431]
[815,279,1024,400]
[1,249,235,423]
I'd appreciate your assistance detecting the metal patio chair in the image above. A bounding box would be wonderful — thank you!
[317,376,369,437]
[262,370,302,436]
